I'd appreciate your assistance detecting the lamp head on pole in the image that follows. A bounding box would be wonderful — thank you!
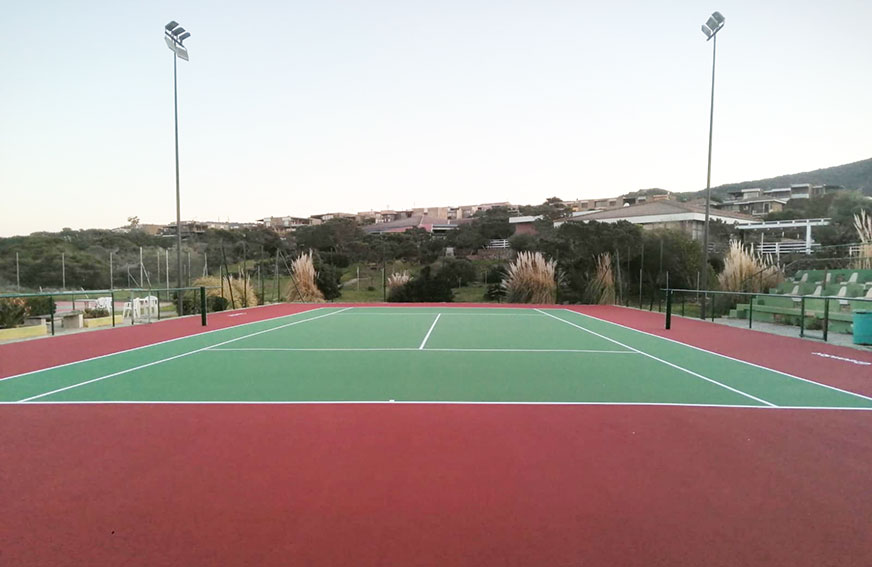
[164,20,191,61]
[701,11,725,40]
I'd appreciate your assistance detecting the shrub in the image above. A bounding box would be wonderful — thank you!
[25,296,56,316]
[502,251,556,304]
[286,251,325,302]
[315,263,342,300]
[192,275,258,309]
[388,267,454,303]
[181,293,229,315]
[387,271,411,289]
[585,252,615,304]
[718,239,784,293]
[83,307,109,319]
[437,258,478,287]
[485,283,505,301]
[854,210,872,269]
[509,233,538,253]
[0,298,29,329]
[321,252,351,269]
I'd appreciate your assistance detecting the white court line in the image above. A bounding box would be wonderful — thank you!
[17,307,352,403]
[0,306,329,383]
[208,347,637,354]
[419,313,442,350]
[333,312,543,317]
[564,308,872,404]
[2,399,871,411]
[534,309,777,408]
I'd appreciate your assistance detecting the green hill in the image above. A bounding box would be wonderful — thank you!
[677,157,872,201]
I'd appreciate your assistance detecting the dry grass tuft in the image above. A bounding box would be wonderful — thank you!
[502,251,557,304]
[586,252,615,304]
[718,239,784,292]
[854,210,872,270]
[286,251,325,302]
[194,275,258,308]
[387,271,411,289]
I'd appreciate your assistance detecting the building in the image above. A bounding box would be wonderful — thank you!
[714,184,842,217]
[356,210,413,225]
[259,216,321,233]
[362,215,458,236]
[568,200,755,240]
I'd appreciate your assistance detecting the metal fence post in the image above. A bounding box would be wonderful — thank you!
[711,293,715,322]
[111,291,116,327]
[50,294,55,336]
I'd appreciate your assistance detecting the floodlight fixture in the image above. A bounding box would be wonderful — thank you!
[178,31,191,42]
[165,21,179,31]
[701,11,725,41]
[171,26,186,37]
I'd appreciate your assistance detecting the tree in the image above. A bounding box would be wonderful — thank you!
[315,263,342,300]
[437,258,478,287]
[388,266,453,302]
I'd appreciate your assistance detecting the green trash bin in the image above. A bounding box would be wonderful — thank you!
[853,310,872,345]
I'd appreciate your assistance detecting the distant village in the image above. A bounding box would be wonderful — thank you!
[124,183,847,244]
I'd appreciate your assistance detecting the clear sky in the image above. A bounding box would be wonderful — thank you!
[2,0,870,236]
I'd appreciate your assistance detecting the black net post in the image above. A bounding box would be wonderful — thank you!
[823,297,829,342]
[748,295,754,329]
[800,297,806,338]
[200,286,207,326]
[665,289,673,330]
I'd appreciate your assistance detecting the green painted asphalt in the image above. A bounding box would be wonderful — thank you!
[1,307,870,408]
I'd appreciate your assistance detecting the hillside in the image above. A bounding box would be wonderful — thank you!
[677,157,872,201]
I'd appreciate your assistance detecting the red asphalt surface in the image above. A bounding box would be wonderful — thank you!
[1,304,871,566]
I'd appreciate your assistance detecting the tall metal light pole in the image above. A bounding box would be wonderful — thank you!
[699,11,725,320]
[165,21,191,316]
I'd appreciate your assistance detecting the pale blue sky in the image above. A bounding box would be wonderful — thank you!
[2,0,870,236]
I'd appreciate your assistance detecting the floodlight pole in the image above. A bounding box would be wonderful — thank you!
[173,50,183,316]
[700,21,721,320]
[166,20,189,316]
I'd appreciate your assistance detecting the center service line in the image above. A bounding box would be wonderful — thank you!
[419,313,442,350]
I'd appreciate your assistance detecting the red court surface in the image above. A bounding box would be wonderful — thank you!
[2,304,871,566]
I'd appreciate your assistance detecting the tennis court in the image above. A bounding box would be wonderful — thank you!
[2,304,871,566]
[2,306,870,407]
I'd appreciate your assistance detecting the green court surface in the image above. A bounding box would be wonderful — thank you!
[2,306,871,409]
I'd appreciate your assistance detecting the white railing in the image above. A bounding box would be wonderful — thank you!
[757,242,820,255]
[487,239,510,249]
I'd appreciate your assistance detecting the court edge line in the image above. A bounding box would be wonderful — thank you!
[2,400,870,411]
[207,347,637,354]
[0,305,329,383]
[564,308,872,404]
[419,313,442,350]
[17,307,352,403]
[534,309,777,408]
